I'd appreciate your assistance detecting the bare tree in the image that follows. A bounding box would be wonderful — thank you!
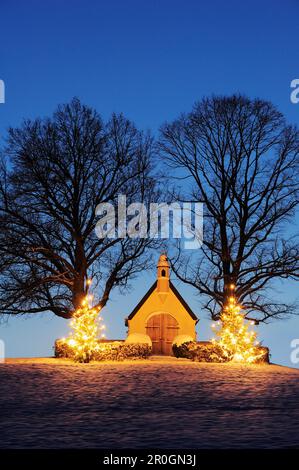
[159,95,299,323]
[0,98,157,318]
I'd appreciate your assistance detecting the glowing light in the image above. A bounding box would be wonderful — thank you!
[213,299,263,364]
[58,294,106,363]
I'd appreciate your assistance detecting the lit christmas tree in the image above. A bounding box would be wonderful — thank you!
[62,280,106,363]
[212,285,262,363]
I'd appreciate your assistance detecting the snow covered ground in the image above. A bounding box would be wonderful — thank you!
[0,357,299,449]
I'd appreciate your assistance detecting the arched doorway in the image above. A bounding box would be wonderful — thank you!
[146,313,179,355]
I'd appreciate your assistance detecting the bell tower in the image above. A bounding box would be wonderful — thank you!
[157,253,170,294]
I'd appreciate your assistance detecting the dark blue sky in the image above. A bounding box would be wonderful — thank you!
[0,0,299,366]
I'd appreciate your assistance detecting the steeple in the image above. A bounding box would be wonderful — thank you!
[157,253,170,293]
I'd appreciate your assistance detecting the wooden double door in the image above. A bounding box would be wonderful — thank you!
[146,313,179,355]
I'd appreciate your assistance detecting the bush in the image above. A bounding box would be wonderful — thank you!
[173,341,229,362]
[173,341,270,363]
[93,342,152,361]
[172,341,194,359]
[253,346,270,363]
[54,339,152,361]
[172,335,194,347]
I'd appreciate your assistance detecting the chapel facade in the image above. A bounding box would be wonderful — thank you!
[125,254,198,355]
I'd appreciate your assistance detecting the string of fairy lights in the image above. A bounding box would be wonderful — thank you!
[211,284,263,363]
[60,279,106,363]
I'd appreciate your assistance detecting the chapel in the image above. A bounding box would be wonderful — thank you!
[125,254,198,355]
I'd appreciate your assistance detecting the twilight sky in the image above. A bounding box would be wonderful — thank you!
[0,0,298,367]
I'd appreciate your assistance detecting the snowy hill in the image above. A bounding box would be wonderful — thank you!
[0,357,299,449]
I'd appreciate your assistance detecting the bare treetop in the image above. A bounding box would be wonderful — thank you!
[0,98,157,318]
[159,95,299,322]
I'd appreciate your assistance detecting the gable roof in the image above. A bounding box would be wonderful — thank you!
[125,280,198,326]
